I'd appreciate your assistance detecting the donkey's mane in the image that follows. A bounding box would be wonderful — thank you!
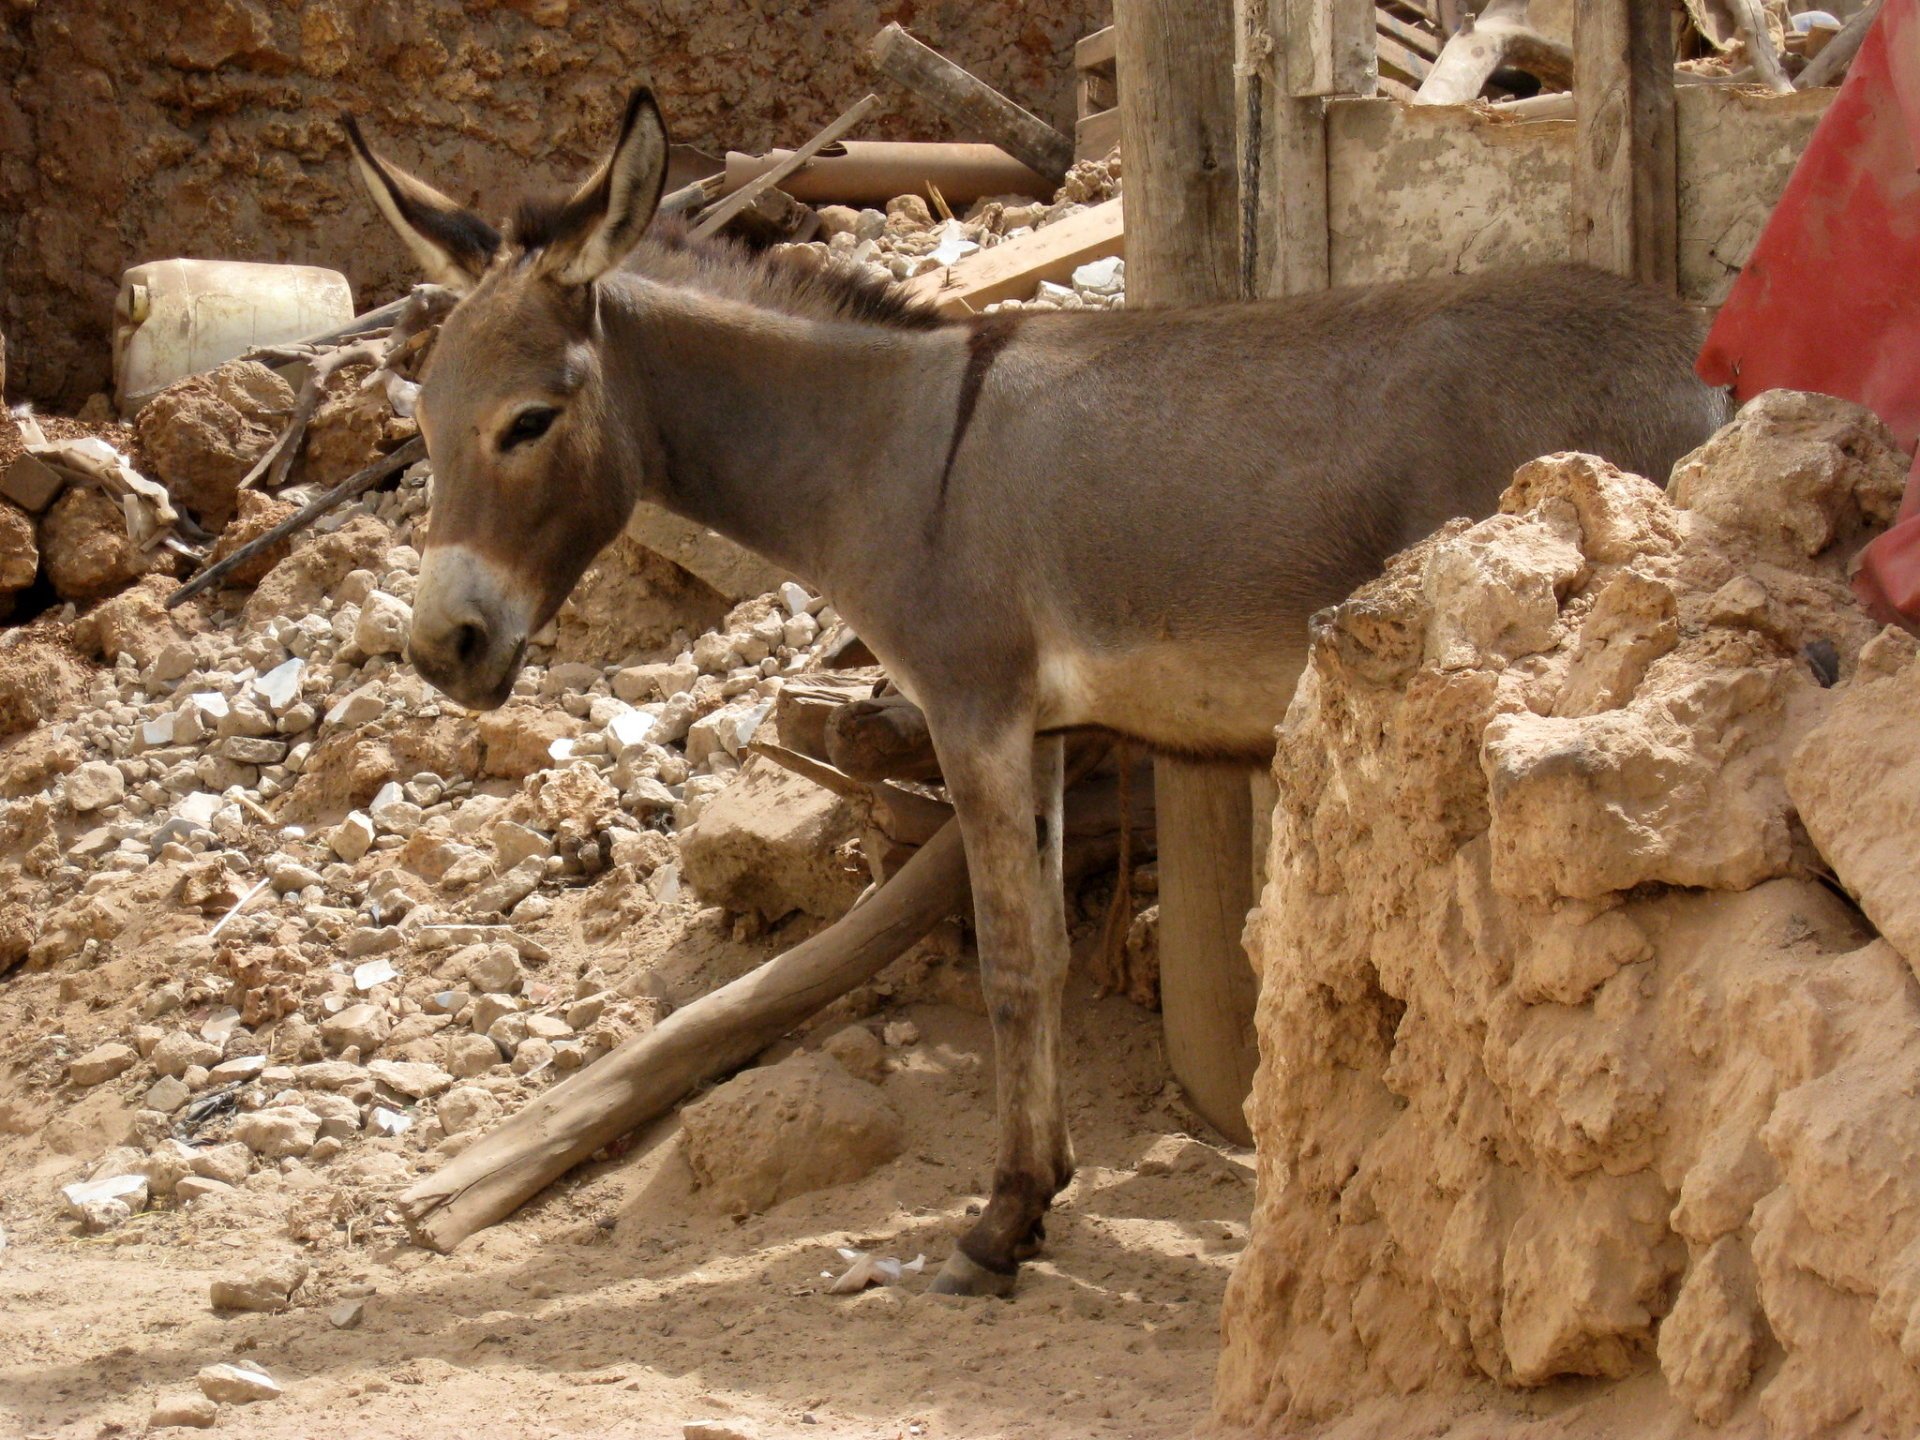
[509,194,950,332]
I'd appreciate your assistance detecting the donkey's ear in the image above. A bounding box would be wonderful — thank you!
[343,116,501,294]
[526,87,669,287]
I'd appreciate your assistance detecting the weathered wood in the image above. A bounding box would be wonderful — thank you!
[773,674,879,762]
[899,198,1124,315]
[1375,7,1441,60]
[1155,760,1260,1146]
[1570,0,1678,293]
[1376,31,1434,83]
[1076,24,1118,74]
[825,692,942,783]
[867,24,1075,184]
[1076,106,1122,161]
[1415,0,1572,102]
[1237,0,1339,301]
[1116,0,1264,1143]
[1284,0,1379,97]
[1797,0,1880,89]
[690,95,878,242]
[1723,0,1794,94]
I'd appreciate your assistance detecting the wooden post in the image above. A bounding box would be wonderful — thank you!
[868,24,1076,186]
[1569,0,1677,293]
[1114,0,1260,1145]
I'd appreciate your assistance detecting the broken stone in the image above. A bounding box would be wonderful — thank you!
[210,1255,309,1313]
[66,759,126,813]
[68,1040,137,1086]
[330,810,375,862]
[367,1058,453,1099]
[232,1106,320,1159]
[196,1361,283,1404]
[353,590,412,656]
[151,1030,222,1078]
[320,1002,390,1053]
[61,1172,149,1221]
[135,360,294,527]
[468,856,545,917]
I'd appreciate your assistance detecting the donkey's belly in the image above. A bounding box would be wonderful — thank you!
[1036,640,1306,760]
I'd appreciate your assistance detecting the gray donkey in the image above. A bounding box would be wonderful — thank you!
[347,88,1727,1296]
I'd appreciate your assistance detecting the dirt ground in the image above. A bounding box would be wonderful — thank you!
[0,890,1250,1440]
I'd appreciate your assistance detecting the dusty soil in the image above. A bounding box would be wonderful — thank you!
[0,901,1247,1440]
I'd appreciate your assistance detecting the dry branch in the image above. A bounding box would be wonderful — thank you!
[1797,0,1880,89]
[1415,0,1572,104]
[165,435,425,607]
[689,96,879,242]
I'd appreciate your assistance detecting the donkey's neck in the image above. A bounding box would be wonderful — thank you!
[607,278,946,584]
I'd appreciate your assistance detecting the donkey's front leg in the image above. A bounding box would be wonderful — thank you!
[929,723,1074,1297]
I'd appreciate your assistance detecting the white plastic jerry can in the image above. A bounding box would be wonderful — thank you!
[113,258,355,415]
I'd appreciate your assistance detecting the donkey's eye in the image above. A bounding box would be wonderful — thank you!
[500,406,559,452]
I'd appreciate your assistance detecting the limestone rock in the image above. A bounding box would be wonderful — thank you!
[352,590,412,656]
[149,1392,219,1428]
[196,1361,282,1404]
[68,1040,136,1086]
[41,485,158,603]
[244,514,390,624]
[210,1255,309,1312]
[680,763,866,923]
[134,360,293,526]
[1787,636,1920,972]
[0,499,36,610]
[66,760,126,813]
[204,489,299,587]
[232,1105,320,1159]
[681,1051,904,1216]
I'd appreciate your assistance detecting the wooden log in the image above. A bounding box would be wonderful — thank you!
[867,24,1075,185]
[1797,0,1879,89]
[1156,761,1260,1146]
[773,674,879,762]
[825,692,942,783]
[1570,0,1678,293]
[1415,0,1572,102]
[899,197,1124,316]
[1116,0,1263,1145]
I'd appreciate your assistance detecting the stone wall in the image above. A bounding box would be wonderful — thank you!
[0,0,1110,407]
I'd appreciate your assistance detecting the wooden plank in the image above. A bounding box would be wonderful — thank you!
[1076,105,1122,160]
[1570,0,1677,291]
[1284,0,1380,97]
[868,23,1075,184]
[899,198,1125,315]
[1115,0,1259,1144]
[1237,0,1334,299]
[1377,73,1420,102]
[1375,6,1441,58]
[1376,32,1433,82]
[1155,759,1260,1146]
[1075,24,1118,73]
[691,95,877,240]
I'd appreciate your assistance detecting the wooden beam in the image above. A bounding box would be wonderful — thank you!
[1376,31,1434,83]
[1375,7,1441,59]
[899,197,1124,315]
[868,24,1075,185]
[1076,24,1118,74]
[1115,0,1260,1145]
[1284,0,1380,97]
[1570,0,1678,293]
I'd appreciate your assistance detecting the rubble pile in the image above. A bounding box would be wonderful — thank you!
[776,152,1126,312]
[0,376,879,1247]
[1216,392,1920,1435]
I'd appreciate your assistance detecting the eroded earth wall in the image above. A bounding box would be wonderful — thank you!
[1217,393,1920,1437]
[0,0,1109,406]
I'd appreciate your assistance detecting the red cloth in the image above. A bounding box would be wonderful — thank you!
[1697,0,1920,628]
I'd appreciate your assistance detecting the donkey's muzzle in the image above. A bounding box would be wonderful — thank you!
[408,545,532,710]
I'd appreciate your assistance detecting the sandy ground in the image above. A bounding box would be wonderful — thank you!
[0,921,1251,1440]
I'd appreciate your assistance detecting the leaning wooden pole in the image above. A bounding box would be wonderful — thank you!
[868,24,1076,186]
[397,821,971,1252]
[1114,0,1262,1147]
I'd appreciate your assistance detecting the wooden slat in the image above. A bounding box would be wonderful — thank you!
[1284,0,1380,97]
[1075,105,1122,160]
[899,198,1125,315]
[1076,24,1118,73]
[1570,0,1678,292]
[1375,6,1441,58]
[1377,73,1421,102]
[1376,32,1433,82]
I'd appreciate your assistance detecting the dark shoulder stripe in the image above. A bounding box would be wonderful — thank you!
[937,313,1020,508]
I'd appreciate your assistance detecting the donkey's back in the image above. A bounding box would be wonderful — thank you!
[910,263,1725,757]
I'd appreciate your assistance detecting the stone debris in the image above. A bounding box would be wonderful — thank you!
[209,1254,309,1312]
[681,1052,905,1217]
[149,1392,219,1429]
[1216,393,1920,1438]
[195,1360,282,1404]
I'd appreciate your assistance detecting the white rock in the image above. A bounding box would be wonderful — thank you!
[330,810,375,862]
[254,657,305,712]
[1072,255,1126,295]
[62,1173,148,1217]
[352,957,399,991]
[68,761,126,812]
[779,581,812,616]
[353,591,413,656]
[326,685,385,728]
[196,1361,282,1404]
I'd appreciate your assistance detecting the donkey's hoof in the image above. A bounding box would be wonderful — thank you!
[929,1249,1018,1298]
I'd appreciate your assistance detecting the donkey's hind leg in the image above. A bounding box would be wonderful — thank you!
[929,723,1075,1297]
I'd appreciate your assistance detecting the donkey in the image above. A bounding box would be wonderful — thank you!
[347,88,1728,1297]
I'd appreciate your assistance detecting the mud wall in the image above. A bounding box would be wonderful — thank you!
[0,0,1111,407]
[1325,86,1831,304]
